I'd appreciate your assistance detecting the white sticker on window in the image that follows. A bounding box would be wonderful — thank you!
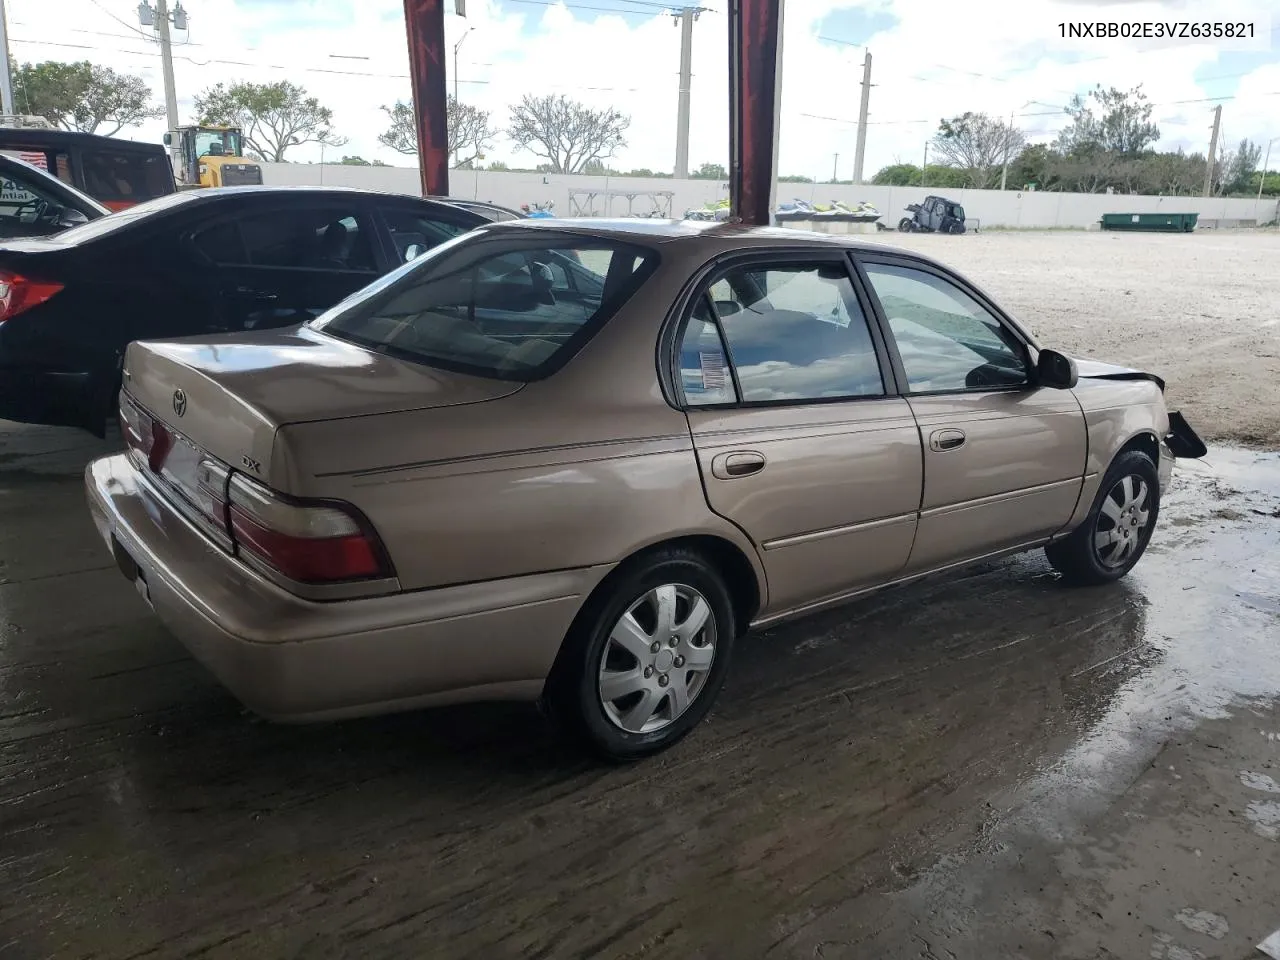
[700,351,727,390]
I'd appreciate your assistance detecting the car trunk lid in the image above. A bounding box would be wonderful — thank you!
[123,324,523,488]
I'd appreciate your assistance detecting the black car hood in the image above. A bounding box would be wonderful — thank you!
[1070,356,1165,393]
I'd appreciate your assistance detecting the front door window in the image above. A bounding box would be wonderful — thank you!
[861,263,1028,392]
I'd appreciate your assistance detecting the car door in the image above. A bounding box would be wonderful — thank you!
[188,200,383,332]
[0,160,90,239]
[676,253,923,612]
[855,254,1087,572]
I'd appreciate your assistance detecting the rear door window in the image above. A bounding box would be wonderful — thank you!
[683,262,885,403]
[193,207,378,272]
[0,163,81,238]
[313,235,658,381]
[380,205,472,263]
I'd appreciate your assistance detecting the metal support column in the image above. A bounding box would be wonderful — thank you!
[728,0,782,225]
[404,0,451,198]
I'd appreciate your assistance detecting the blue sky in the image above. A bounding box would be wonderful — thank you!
[6,0,1278,175]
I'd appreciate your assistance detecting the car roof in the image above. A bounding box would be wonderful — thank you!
[0,128,167,155]
[484,216,896,253]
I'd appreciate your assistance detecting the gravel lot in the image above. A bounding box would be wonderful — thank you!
[863,227,1280,448]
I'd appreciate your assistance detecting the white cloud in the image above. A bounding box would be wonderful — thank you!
[5,0,1277,178]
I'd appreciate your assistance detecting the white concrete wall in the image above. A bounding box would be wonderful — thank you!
[260,162,1280,229]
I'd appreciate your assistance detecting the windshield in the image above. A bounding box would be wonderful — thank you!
[50,191,203,244]
[194,128,242,159]
[312,232,658,381]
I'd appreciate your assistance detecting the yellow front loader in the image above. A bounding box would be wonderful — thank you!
[164,126,263,189]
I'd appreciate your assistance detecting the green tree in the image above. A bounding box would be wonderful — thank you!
[1056,85,1159,157]
[337,155,388,166]
[12,60,163,136]
[871,163,919,185]
[378,96,495,167]
[507,94,629,174]
[195,81,343,162]
[691,161,727,179]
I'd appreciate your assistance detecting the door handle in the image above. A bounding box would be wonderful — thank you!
[234,286,278,301]
[711,451,766,480]
[929,428,966,452]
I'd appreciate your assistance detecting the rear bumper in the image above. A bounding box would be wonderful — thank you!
[85,453,608,721]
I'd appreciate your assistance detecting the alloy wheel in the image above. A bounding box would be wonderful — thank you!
[1094,474,1151,568]
[597,583,717,734]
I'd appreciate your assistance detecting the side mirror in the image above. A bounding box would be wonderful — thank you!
[1037,348,1078,389]
[162,132,172,146]
[713,299,742,317]
[57,208,90,228]
[403,243,425,261]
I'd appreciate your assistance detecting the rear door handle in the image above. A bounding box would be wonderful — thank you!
[234,285,278,302]
[711,451,766,480]
[929,428,966,452]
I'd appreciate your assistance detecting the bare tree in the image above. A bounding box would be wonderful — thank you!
[932,112,1025,188]
[507,94,629,174]
[378,96,496,167]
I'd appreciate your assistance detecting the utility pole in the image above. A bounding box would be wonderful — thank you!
[1260,137,1279,203]
[453,27,472,105]
[140,1,182,165]
[1203,104,1222,198]
[921,141,928,188]
[0,0,14,116]
[832,152,838,182]
[673,7,700,179]
[852,50,872,185]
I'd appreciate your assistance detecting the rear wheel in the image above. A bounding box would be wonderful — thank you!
[1046,450,1159,585]
[543,547,735,760]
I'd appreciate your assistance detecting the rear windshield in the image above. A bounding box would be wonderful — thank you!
[312,232,659,381]
[80,149,173,204]
[49,191,203,244]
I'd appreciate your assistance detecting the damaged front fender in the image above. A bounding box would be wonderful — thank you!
[1070,356,1206,459]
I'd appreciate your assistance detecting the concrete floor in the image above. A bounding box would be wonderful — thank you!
[1,422,1278,960]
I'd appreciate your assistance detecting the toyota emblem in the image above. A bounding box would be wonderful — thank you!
[172,388,187,417]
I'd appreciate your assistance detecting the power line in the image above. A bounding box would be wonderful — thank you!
[9,35,660,93]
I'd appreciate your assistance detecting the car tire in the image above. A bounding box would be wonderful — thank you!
[1045,450,1160,585]
[543,547,736,761]
[898,217,914,232]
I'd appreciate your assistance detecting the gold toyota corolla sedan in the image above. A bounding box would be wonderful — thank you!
[85,219,1206,759]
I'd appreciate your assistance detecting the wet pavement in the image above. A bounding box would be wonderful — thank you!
[1,422,1278,960]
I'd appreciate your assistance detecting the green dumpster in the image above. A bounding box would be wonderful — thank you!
[1100,212,1198,232]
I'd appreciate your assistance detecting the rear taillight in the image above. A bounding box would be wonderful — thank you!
[0,270,62,323]
[227,474,390,584]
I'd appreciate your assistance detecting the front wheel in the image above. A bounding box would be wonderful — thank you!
[1045,450,1160,585]
[898,217,915,232]
[543,547,735,760]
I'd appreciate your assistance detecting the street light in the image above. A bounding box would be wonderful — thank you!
[1000,99,1046,191]
[1258,136,1280,203]
[453,27,473,104]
